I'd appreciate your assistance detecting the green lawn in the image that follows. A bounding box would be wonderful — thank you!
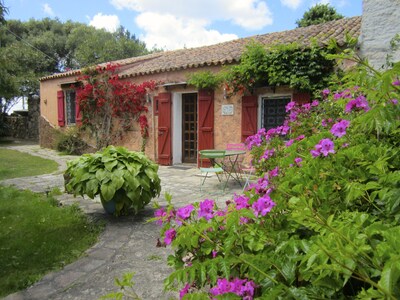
[0,186,103,297]
[0,148,59,180]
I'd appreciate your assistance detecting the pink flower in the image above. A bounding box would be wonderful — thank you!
[260,148,275,160]
[154,208,166,226]
[164,228,176,245]
[179,283,190,300]
[285,101,296,112]
[330,119,350,138]
[285,139,294,147]
[176,204,194,220]
[345,95,370,113]
[210,278,232,296]
[269,167,279,178]
[212,250,218,258]
[311,138,335,157]
[295,134,305,141]
[234,194,250,209]
[252,194,276,217]
[311,100,319,107]
[322,89,330,96]
[392,79,400,86]
[210,278,256,299]
[294,157,302,166]
[198,199,214,220]
[302,103,311,111]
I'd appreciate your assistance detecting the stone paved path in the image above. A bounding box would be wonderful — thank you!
[1,144,242,300]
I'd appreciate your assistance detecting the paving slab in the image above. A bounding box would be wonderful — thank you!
[1,144,243,300]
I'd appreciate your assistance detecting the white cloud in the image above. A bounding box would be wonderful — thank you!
[110,0,273,30]
[89,13,121,33]
[43,3,55,16]
[280,0,303,9]
[110,0,272,50]
[135,12,238,50]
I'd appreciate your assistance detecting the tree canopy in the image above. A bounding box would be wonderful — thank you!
[0,17,153,114]
[296,4,344,28]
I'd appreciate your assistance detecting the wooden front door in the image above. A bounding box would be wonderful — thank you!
[182,93,197,163]
[198,89,214,167]
[157,92,172,165]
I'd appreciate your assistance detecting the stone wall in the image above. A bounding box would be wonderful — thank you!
[360,0,400,69]
[4,96,40,141]
[39,116,60,149]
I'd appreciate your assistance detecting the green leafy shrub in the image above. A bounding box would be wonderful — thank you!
[65,146,161,216]
[187,71,223,90]
[154,58,400,298]
[56,127,90,155]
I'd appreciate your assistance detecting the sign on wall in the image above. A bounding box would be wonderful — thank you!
[221,104,234,116]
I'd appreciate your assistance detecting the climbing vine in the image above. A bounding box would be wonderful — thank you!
[224,40,338,96]
[76,63,156,151]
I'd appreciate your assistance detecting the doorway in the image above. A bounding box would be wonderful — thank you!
[182,93,197,163]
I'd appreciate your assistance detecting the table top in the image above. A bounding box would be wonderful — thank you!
[202,149,246,156]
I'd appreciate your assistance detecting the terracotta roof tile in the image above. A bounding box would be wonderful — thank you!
[40,16,361,81]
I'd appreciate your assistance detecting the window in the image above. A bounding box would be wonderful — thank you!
[261,96,291,130]
[65,89,76,125]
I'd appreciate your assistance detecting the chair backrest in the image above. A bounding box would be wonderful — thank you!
[226,143,246,151]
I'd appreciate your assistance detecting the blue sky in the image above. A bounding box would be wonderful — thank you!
[5,0,362,50]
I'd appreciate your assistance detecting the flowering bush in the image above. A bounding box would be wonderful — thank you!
[76,63,156,150]
[155,58,400,299]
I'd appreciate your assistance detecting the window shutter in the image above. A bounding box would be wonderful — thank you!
[75,96,82,125]
[241,95,258,142]
[292,92,310,105]
[198,89,214,167]
[57,90,65,127]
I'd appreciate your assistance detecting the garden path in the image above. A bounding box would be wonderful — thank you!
[1,144,242,300]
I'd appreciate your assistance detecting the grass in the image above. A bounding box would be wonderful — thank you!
[0,186,104,297]
[0,148,59,180]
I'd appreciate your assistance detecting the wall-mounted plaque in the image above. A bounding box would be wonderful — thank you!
[221,104,234,116]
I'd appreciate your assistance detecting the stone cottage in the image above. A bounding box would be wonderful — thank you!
[39,16,361,166]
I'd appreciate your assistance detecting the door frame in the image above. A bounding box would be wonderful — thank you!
[181,93,198,163]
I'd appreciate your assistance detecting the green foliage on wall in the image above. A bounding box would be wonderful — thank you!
[187,71,224,90]
[225,40,338,95]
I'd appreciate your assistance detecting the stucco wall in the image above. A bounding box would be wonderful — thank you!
[360,0,400,68]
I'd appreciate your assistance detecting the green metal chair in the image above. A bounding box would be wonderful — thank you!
[199,150,226,191]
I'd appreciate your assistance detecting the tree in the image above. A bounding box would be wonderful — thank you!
[296,4,344,27]
[0,0,7,24]
[0,17,153,111]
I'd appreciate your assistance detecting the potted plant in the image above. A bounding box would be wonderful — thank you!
[64,146,161,216]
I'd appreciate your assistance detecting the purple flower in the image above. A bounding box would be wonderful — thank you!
[295,134,305,141]
[321,119,327,127]
[289,111,298,122]
[294,157,302,166]
[212,250,218,258]
[176,204,194,220]
[240,217,249,224]
[392,79,400,86]
[198,199,214,221]
[390,99,398,105]
[269,167,279,178]
[311,100,319,107]
[252,194,276,217]
[311,138,335,157]
[154,208,166,226]
[164,228,176,245]
[334,92,343,100]
[179,283,190,300]
[210,278,232,296]
[285,101,296,112]
[260,148,275,160]
[342,143,349,148]
[345,95,370,113]
[322,89,330,96]
[234,194,250,209]
[330,119,350,138]
[285,139,294,147]
[302,103,311,111]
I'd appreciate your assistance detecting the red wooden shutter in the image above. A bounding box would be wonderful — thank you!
[75,95,82,125]
[241,95,258,142]
[157,93,172,166]
[198,89,214,167]
[292,92,310,105]
[57,90,65,127]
